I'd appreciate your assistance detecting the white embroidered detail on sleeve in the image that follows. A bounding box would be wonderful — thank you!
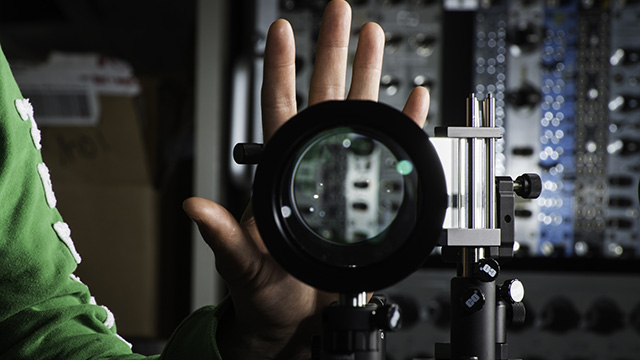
[98,301,130,349]
[37,163,57,208]
[15,98,32,121]
[30,117,42,150]
[70,275,128,346]
[116,334,133,349]
[101,305,115,329]
[53,221,82,264]
[15,98,42,149]
[69,273,84,284]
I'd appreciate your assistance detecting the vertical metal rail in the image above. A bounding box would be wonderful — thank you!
[484,94,496,230]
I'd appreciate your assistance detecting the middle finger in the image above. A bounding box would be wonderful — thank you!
[308,0,352,106]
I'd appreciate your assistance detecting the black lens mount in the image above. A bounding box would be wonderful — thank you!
[252,100,447,292]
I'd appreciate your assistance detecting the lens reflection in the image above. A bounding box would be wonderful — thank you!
[292,128,409,244]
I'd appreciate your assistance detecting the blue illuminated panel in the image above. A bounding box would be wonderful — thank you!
[537,1,578,257]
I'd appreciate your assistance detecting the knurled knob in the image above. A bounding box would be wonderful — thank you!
[510,301,527,326]
[514,173,542,199]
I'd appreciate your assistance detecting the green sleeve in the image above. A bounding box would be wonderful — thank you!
[0,44,223,360]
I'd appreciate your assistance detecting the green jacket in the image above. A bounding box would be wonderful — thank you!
[0,45,224,359]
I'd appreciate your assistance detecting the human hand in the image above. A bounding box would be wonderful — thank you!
[183,1,431,359]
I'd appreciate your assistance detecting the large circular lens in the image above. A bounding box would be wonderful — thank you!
[252,100,447,292]
[291,128,407,245]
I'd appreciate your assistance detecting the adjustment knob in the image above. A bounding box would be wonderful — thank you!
[585,298,624,335]
[507,24,541,54]
[539,297,581,333]
[499,279,525,304]
[387,295,421,329]
[616,138,640,156]
[233,143,263,164]
[373,302,402,331]
[475,258,500,282]
[506,82,542,108]
[460,288,485,314]
[509,301,527,327]
[514,173,542,199]
[498,279,526,328]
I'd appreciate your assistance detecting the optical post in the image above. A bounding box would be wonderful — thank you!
[433,94,541,360]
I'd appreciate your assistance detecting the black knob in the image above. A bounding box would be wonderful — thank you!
[616,138,640,156]
[507,24,541,53]
[460,288,485,314]
[506,82,542,108]
[509,301,527,327]
[475,258,500,282]
[539,297,581,333]
[387,295,421,329]
[373,303,402,331]
[233,143,263,164]
[585,298,624,335]
[499,279,525,304]
[514,173,542,199]
[511,300,535,331]
[408,33,437,57]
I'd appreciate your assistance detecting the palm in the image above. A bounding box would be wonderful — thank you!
[224,215,335,339]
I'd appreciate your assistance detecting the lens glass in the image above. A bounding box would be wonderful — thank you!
[290,128,410,244]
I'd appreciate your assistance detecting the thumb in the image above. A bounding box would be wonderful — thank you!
[182,197,261,281]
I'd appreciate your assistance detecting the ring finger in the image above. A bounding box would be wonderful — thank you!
[347,22,384,101]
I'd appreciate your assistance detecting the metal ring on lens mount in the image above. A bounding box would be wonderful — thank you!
[252,100,448,293]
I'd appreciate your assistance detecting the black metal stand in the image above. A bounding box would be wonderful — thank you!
[312,294,401,360]
[434,269,525,360]
[430,93,540,360]
[433,174,537,360]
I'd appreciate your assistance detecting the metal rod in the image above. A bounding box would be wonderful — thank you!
[483,94,496,230]
[462,94,484,278]
[466,94,482,229]
[338,292,368,307]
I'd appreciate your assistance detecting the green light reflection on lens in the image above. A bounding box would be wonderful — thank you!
[396,160,414,175]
